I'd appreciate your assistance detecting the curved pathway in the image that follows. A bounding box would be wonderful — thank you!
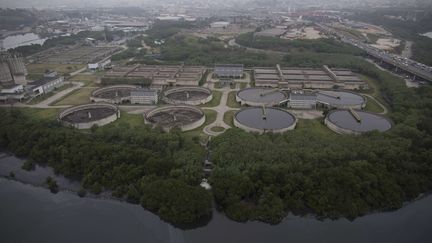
[362,93,388,115]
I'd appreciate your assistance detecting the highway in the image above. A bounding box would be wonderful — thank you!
[317,23,432,82]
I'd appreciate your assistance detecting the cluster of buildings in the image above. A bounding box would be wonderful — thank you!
[0,53,27,102]
[104,64,206,89]
[90,85,158,105]
[213,64,244,79]
[1,52,65,103]
[253,65,368,90]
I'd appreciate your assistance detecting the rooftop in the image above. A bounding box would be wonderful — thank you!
[130,89,157,97]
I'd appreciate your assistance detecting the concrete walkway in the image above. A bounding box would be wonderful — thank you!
[203,87,240,136]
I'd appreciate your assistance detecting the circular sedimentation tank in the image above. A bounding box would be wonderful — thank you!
[90,85,138,104]
[325,110,392,135]
[236,88,287,106]
[316,90,366,109]
[144,105,205,132]
[59,103,120,129]
[234,107,297,134]
[163,87,213,105]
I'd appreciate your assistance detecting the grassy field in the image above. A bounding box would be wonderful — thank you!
[364,96,385,113]
[27,64,85,76]
[239,82,247,89]
[54,87,96,105]
[27,83,73,105]
[223,110,237,127]
[69,74,100,87]
[16,107,59,121]
[184,109,217,138]
[200,91,222,108]
[210,126,225,132]
[295,118,333,136]
[227,91,241,108]
[105,112,144,128]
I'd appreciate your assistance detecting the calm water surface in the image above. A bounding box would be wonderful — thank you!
[0,33,47,50]
[1,155,431,243]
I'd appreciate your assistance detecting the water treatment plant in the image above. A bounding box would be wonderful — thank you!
[236,87,287,106]
[58,103,120,129]
[163,87,213,105]
[234,107,297,134]
[316,90,366,109]
[144,105,206,132]
[325,109,392,135]
[90,85,158,105]
[90,85,138,104]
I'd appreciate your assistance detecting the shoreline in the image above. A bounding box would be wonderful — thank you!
[1,150,431,227]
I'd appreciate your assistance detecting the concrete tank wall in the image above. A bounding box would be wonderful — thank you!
[144,105,205,132]
[90,85,138,104]
[233,108,297,134]
[58,103,120,129]
[324,116,360,135]
[163,87,213,105]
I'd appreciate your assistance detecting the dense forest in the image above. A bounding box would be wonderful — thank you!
[235,32,364,55]
[0,112,212,225]
[209,61,432,223]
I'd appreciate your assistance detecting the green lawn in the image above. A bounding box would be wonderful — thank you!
[15,107,59,121]
[295,118,333,136]
[227,91,241,108]
[223,110,237,127]
[54,87,96,105]
[364,96,385,113]
[200,91,222,108]
[70,74,100,87]
[210,126,225,132]
[27,64,85,76]
[105,112,144,128]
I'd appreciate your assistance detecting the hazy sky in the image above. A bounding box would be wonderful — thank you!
[0,0,426,9]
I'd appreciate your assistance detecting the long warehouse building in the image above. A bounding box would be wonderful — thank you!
[254,65,368,90]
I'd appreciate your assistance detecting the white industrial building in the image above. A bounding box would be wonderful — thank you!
[210,22,230,28]
[288,91,317,109]
[29,71,65,97]
[88,58,111,71]
[0,83,25,102]
[214,64,244,79]
[130,89,158,105]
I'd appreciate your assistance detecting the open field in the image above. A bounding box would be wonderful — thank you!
[295,118,333,136]
[69,74,100,87]
[54,87,96,106]
[15,107,59,120]
[27,64,85,76]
